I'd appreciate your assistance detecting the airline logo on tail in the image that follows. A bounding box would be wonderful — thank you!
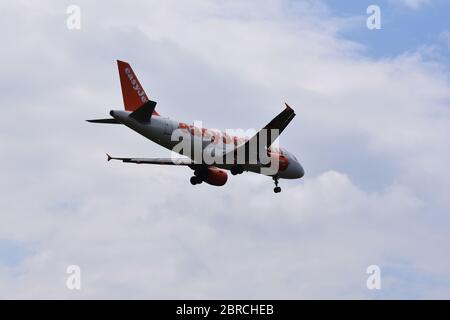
[124,67,147,104]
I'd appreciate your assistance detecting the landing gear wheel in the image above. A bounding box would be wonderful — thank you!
[231,165,244,175]
[190,176,202,185]
[272,176,281,193]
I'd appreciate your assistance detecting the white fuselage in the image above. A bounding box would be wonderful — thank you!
[110,110,304,179]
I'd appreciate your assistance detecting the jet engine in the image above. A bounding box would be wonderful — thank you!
[205,167,228,186]
[190,167,228,186]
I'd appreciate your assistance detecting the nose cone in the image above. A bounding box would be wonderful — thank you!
[292,161,304,179]
[297,162,305,179]
[278,160,305,179]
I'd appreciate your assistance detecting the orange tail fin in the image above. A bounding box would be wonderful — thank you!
[117,60,159,115]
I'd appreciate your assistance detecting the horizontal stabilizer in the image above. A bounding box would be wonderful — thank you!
[86,118,120,124]
[106,153,193,165]
[129,100,157,123]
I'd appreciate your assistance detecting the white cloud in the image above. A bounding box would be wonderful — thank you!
[440,30,450,50]
[0,0,449,298]
[395,0,431,9]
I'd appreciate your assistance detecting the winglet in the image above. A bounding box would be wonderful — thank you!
[284,102,294,112]
[106,153,112,161]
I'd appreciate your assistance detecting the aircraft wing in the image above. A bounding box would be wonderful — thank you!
[257,103,296,147]
[223,103,296,161]
[240,103,295,150]
[106,154,194,165]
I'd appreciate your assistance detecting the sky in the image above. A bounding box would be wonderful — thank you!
[326,0,450,60]
[0,0,450,299]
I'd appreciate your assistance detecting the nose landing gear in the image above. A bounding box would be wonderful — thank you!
[273,176,281,193]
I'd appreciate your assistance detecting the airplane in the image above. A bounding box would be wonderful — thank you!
[87,60,304,193]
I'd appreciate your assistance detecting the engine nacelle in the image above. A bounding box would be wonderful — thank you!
[204,167,228,186]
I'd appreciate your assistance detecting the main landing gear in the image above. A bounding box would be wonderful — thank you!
[273,176,281,193]
[190,168,206,185]
[190,176,202,185]
[230,165,244,175]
